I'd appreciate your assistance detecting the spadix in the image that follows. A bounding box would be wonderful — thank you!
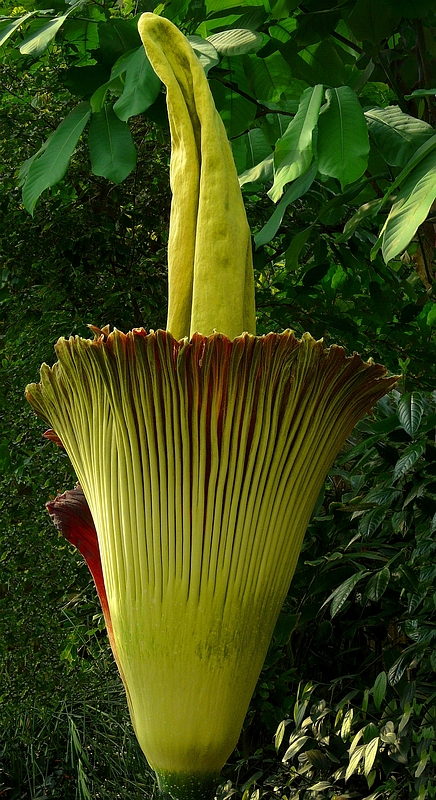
[26,13,397,800]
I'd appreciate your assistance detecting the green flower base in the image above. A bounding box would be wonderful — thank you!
[156,770,220,800]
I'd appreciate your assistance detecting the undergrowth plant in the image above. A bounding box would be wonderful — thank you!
[228,390,436,800]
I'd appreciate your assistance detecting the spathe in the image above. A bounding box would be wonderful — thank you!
[26,329,397,798]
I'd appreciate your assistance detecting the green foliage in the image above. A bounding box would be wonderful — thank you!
[270,679,436,800]
[230,389,436,799]
[269,84,323,202]
[1,0,436,274]
[21,101,91,214]
[317,87,369,187]
[88,103,136,183]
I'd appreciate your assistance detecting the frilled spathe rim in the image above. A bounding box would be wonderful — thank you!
[29,324,396,387]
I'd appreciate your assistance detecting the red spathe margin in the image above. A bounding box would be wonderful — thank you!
[47,486,118,660]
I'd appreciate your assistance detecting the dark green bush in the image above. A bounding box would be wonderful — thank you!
[231,390,436,800]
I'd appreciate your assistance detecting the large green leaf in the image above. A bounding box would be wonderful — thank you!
[245,50,294,104]
[114,46,161,121]
[397,392,425,438]
[210,79,257,138]
[270,0,300,20]
[255,162,317,247]
[18,131,54,186]
[207,28,264,55]
[357,505,387,538]
[345,744,366,782]
[269,84,323,202]
[90,48,144,113]
[377,132,436,211]
[261,112,291,147]
[62,17,99,59]
[19,15,68,57]
[98,18,141,67]
[373,671,387,711]
[269,16,298,42]
[364,567,390,603]
[88,104,136,184]
[364,737,379,777]
[237,128,273,185]
[219,55,255,100]
[282,735,310,761]
[285,225,313,270]
[22,101,91,215]
[393,440,426,480]
[324,570,370,618]
[282,46,316,86]
[187,35,220,73]
[0,11,38,47]
[244,127,272,169]
[366,106,434,167]
[347,0,401,44]
[380,149,436,262]
[317,87,369,187]
[205,0,263,12]
[296,8,341,47]
[363,483,400,506]
[239,153,273,187]
[338,199,380,242]
[299,39,345,87]
[405,88,436,99]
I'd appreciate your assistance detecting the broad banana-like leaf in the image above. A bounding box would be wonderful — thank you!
[255,161,317,248]
[379,148,436,262]
[206,29,264,56]
[88,104,137,183]
[113,46,161,121]
[19,15,68,56]
[209,78,257,138]
[187,35,219,74]
[268,84,323,202]
[237,128,273,186]
[317,86,369,187]
[22,101,91,215]
[18,3,84,57]
[0,11,38,47]
[244,50,295,105]
[365,106,434,168]
[239,153,273,188]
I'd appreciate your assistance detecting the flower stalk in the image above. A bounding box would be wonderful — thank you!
[25,13,397,800]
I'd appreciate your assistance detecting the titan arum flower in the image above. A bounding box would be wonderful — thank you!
[26,13,397,800]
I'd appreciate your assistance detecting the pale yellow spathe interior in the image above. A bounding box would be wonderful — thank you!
[138,14,256,341]
[26,329,397,776]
